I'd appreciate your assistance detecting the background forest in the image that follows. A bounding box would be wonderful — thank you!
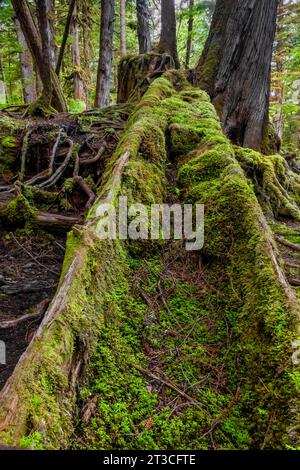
[0,0,299,152]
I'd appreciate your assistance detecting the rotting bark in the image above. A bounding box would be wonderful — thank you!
[117,52,174,103]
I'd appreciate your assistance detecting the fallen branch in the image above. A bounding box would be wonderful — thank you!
[130,362,203,410]
[275,235,300,252]
[288,278,300,287]
[0,300,49,330]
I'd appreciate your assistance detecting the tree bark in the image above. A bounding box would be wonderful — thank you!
[46,0,57,70]
[14,18,36,104]
[185,0,194,68]
[94,0,115,108]
[0,56,7,104]
[158,0,179,68]
[136,0,152,54]
[36,0,53,105]
[11,0,67,113]
[195,0,279,151]
[273,0,285,140]
[56,0,77,76]
[194,0,235,96]
[71,0,86,102]
[120,0,127,56]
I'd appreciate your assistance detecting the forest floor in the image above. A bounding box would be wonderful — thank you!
[70,159,248,450]
[0,104,131,391]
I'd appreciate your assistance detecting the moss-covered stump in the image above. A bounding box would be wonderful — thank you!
[0,72,298,450]
[117,53,175,104]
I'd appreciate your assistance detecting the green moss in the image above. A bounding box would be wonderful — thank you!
[22,185,58,208]
[1,135,17,148]
[27,96,57,117]
[235,146,300,220]
[261,122,281,155]
[174,94,298,448]
[2,194,35,226]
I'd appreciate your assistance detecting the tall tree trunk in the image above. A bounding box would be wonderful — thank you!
[14,18,36,104]
[36,0,53,105]
[94,0,115,108]
[120,0,127,56]
[195,0,279,151]
[11,0,67,113]
[273,0,285,140]
[56,0,76,76]
[81,1,92,109]
[71,0,86,103]
[185,0,194,68]
[46,0,56,70]
[158,0,179,68]
[0,56,7,104]
[136,0,152,54]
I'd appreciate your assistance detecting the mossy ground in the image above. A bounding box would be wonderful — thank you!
[74,245,251,450]
[72,72,299,450]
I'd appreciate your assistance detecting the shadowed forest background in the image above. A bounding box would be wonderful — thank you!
[0,0,299,452]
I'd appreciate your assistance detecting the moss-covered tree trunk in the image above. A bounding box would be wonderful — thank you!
[11,0,67,113]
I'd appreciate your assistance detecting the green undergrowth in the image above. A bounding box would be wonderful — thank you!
[74,247,250,450]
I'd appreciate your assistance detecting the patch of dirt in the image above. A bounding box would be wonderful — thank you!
[0,232,66,389]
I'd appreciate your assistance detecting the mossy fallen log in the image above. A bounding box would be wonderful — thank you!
[0,71,298,450]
